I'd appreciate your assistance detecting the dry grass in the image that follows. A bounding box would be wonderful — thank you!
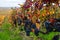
[0,7,12,25]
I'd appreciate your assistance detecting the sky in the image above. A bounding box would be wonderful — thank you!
[0,0,26,7]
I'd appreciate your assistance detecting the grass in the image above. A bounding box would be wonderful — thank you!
[0,17,60,40]
[0,17,23,40]
[39,32,60,40]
